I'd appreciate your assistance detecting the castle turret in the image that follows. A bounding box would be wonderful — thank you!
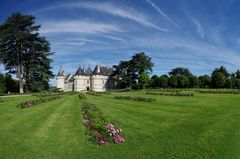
[56,66,65,91]
[91,65,109,92]
[74,66,90,92]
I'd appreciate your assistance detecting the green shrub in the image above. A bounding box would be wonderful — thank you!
[114,96,156,102]
[78,93,87,100]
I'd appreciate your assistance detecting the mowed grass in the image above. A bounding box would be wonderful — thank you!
[0,92,240,159]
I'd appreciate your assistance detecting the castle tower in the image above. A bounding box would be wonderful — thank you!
[74,66,90,92]
[56,66,65,91]
[91,65,108,92]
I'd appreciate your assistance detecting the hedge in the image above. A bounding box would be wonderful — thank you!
[146,92,194,97]
[86,92,102,96]
[114,96,156,102]
[17,95,62,108]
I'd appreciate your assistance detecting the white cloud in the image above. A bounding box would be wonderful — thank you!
[131,36,240,67]
[236,38,240,46]
[190,17,204,38]
[40,20,123,34]
[145,0,180,29]
[103,35,126,43]
[33,2,168,32]
[64,38,110,45]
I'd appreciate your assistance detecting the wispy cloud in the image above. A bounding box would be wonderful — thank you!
[33,2,168,32]
[64,38,110,45]
[131,36,240,67]
[103,35,126,43]
[40,20,122,34]
[145,0,180,29]
[189,17,204,38]
[237,38,240,46]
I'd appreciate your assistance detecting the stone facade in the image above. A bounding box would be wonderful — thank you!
[56,65,114,92]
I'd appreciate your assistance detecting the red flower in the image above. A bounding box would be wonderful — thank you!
[95,131,101,137]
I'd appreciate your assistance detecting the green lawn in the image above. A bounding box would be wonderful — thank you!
[0,92,240,159]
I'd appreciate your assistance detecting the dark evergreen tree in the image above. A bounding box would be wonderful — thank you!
[0,13,53,93]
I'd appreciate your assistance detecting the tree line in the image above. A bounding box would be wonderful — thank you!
[0,13,53,93]
[112,53,240,89]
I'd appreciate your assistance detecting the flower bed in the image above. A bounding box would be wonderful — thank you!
[17,95,62,108]
[81,102,125,145]
[114,96,156,102]
[146,91,194,97]
[78,93,87,99]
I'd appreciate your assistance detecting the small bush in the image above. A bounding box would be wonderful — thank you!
[114,96,156,102]
[78,93,87,100]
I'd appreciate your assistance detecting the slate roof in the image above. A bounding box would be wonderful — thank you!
[92,65,113,76]
[65,74,74,82]
[75,66,85,76]
[85,67,92,75]
[57,66,64,76]
[71,65,113,76]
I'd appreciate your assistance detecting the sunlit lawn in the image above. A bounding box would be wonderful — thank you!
[0,91,239,159]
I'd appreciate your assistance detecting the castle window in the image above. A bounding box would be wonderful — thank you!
[103,80,105,84]
[87,80,89,84]
[76,81,77,84]
[75,87,77,91]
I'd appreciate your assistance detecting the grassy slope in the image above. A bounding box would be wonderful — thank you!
[0,92,239,159]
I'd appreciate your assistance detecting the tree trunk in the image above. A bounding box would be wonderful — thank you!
[18,43,24,94]
[18,64,24,94]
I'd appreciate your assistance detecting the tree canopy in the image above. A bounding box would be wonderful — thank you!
[111,52,153,89]
[0,12,53,93]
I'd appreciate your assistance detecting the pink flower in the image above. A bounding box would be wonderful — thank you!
[114,135,125,143]
[98,140,106,145]
[82,119,90,126]
[27,101,32,107]
[95,131,101,137]
[106,123,114,130]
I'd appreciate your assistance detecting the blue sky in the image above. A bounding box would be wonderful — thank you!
[1,0,240,85]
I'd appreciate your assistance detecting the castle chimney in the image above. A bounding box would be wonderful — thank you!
[97,65,100,73]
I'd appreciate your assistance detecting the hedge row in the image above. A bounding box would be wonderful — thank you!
[81,102,125,145]
[146,92,194,97]
[86,92,102,96]
[78,93,87,99]
[146,89,182,92]
[196,89,240,94]
[33,92,61,98]
[114,96,156,102]
[17,95,62,108]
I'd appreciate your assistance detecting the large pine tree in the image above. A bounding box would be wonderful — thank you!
[0,13,53,93]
